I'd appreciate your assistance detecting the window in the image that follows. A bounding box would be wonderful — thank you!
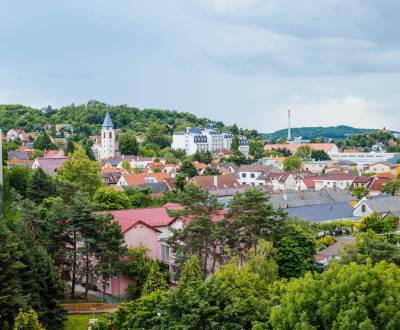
[109,132,112,139]
[242,173,246,178]
[361,204,366,213]
[161,245,170,262]
[103,132,106,139]
[250,173,255,178]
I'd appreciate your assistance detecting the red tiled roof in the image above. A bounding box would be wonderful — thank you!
[370,177,392,192]
[121,172,170,185]
[191,174,240,190]
[107,203,183,231]
[302,177,316,188]
[193,161,207,170]
[44,149,64,158]
[353,176,373,184]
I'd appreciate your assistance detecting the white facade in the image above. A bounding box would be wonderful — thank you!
[172,126,249,156]
[329,152,400,168]
[99,112,116,160]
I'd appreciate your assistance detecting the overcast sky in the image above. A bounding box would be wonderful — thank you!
[1,0,399,132]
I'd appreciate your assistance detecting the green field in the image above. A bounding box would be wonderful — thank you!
[64,313,106,330]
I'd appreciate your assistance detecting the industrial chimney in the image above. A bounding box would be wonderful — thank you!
[287,109,292,142]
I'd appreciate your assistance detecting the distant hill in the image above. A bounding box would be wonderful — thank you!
[262,125,387,140]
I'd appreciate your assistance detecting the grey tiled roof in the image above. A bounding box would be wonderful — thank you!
[270,188,355,209]
[8,151,29,160]
[102,112,114,128]
[365,196,400,214]
[287,202,356,222]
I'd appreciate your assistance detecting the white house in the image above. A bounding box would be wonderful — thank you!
[329,152,400,169]
[172,125,249,156]
[313,173,355,191]
[353,196,400,218]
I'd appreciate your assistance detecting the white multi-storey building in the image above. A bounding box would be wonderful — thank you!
[99,112,116,159]
[172,126,249,155]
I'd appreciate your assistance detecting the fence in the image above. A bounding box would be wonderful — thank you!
[61,303,119,313]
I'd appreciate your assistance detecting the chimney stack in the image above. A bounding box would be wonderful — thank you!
[213,175,218,187]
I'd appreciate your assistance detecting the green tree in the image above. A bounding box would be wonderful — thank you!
[27,168,56,204]
[33,131,56,150]
[249,140,264,160]
[125,187,154,208]
[0,222,24,328]
[145,123,171,149]
[283,156,302,171]
[275,223,316,278]
[29,150,44,160]
[5,166,31,198]
[270,261,400,329]
[203,166,221,176]
[93,186,130,210]
[142,262,168,296]
[381,179,400,196]
[56,144,102,197]
[351,185,369,200]
[357,213,398,234]
[121,246,153,298]
[13,309,44,330]
[178,159,198,178]
[295,145,313,160]
[192,151,212,164]
[311,149,331,161]
[119,132,139,156]
[64,140,75,156]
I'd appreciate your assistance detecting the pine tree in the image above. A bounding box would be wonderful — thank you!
[0,222,25,327]
[27,168,56,204]
[142,262,168,296]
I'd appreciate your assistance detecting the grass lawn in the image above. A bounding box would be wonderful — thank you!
[64,313,106,330]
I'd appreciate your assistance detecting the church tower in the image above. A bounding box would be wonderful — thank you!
[100,112,115,159]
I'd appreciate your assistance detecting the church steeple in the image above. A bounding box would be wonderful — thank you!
[102,112,114,128]
[100,112,115,159]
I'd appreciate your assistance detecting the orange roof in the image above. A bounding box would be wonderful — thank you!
[6,159,33,166]
[193,161,207,170]
[44,150,64,158]
[122,172,170,185]
[376,173,396,179]
[102,167,122,174]
[264,143,337,153]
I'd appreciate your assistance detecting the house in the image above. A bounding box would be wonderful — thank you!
[144,163,180,177]
[266,171,315,191]
[236,163,280,186]
[315,237,355,266]
[313,173,356,190]
[192,161,208,174]
[31,157,68,175]
[264,143,339,155]
[302,161,330,174]
[367,162,398,175]
[351,176,374,189]
[191,174,241,190]
[98,203,225,296]
[368,176,393,196]
[101,167,123,185]
[6,128,32,143]
[353,195,400,218]
[287,202,356,223]
[270,188,356,209]
[7,150,29,161]
[261,157,286,171]
[324,160,359,174]
[5,159,34,168]
[43,149,65,158]
[117,172,170,187]
[55,124,73,134]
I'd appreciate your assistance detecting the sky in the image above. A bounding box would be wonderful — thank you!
[1,0,400,132]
